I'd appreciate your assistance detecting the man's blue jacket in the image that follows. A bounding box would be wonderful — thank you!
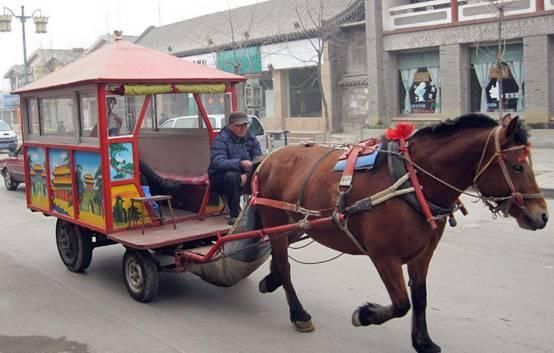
[208,127,262,176]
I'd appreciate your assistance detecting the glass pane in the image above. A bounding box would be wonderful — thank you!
[248,117,264,136]
[27,98,39,135]
[174,117,198,128]
[107,95,152,137]
[40,97,76,136]
[80,95,98,138]
[289,67,322,117]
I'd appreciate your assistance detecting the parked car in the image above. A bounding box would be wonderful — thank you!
[0,120,18,153]
[160,114,269,151]
[0,146,24,191]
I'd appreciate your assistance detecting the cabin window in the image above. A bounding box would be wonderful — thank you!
[107,95,152,137]
[26,98,40,135]
[80,94,98,138]
[40,96,77,136]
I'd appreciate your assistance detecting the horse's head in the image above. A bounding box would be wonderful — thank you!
[473,116,548,230]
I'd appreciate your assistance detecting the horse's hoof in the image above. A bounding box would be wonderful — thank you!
[414,340,441,353]
[293,320,315,333]
[258,279,268,293]
[352,308,361,327]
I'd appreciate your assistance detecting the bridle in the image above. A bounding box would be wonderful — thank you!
[472,126,543,217]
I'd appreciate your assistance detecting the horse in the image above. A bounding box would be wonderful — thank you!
[252,113,548,353]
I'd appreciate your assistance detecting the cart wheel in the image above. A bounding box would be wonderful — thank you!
[55,219,93,272]
[122,249,159,302]
[2,170,18,191]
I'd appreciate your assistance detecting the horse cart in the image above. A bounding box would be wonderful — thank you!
[13,38,319,302]
[14,38,549,353]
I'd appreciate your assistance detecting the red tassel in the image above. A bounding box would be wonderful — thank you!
[386,122,416,141]
[518,144,531,162]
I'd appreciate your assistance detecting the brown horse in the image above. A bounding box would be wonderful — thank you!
[253,114,548,353]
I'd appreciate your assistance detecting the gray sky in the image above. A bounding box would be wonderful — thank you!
[0,0,265,91]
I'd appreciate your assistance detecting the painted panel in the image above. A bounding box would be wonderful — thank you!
[111,184,152,230]
[49,149,74,217]
[109,142,134,182]
[26,147,49,210]
[75,151,105,228]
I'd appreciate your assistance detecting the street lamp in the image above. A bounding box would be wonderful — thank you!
[1,5,48,84]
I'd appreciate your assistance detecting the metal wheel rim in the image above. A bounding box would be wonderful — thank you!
[57,224,77,263]
[3,172,11,188]
[126,257,144,293]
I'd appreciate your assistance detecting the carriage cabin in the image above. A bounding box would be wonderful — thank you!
[14,39,246,235]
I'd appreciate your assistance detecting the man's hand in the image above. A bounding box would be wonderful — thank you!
[240,160,253,171]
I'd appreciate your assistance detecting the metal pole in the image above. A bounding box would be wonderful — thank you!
[20,5,29,84]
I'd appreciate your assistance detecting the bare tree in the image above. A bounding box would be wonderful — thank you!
[288,0,346,135]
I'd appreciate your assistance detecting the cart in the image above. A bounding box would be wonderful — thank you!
[13,38,325,302]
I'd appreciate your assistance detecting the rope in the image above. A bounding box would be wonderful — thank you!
[288,252,345,265]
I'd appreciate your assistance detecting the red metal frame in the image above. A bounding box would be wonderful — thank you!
[70,150,79,218]
[23,145,31,208]
[176,215,344,266]
[193,94,215,144]
[97,85,113,233]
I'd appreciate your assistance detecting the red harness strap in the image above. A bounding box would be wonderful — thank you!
[398,137,438,229]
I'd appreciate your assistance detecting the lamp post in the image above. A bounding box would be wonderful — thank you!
[1,5,48,84]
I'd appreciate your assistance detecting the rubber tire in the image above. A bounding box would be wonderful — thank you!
[55,219,93,272]
[122,249,159,303]
[3,170,18,191]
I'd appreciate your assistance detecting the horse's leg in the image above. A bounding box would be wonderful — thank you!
[352,259,411,326]
[259,230,303,294]
[268,235,314,332]
[407,253,441,353]
[258,256,282,293]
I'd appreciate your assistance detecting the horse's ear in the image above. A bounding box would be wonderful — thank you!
[505,115,520,141]
[501,113,512,127]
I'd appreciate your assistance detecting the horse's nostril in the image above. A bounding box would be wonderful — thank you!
[542,213,549,224]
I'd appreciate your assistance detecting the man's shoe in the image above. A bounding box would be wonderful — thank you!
[227,217,237,225]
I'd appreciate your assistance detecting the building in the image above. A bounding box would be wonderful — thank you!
[136,0,365,137]
[4,48,85,91]
[137,0,553,134]
[51,164,72,202]
[365,0,554,127]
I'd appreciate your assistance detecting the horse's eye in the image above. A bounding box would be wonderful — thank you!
[512,164,524,173]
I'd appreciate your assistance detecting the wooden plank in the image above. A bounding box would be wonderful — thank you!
[108,215,230,249]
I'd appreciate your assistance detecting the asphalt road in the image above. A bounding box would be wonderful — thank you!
[0,180,552,353]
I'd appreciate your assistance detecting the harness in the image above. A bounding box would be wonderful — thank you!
[249,124,541,254]
[472,126,543,217]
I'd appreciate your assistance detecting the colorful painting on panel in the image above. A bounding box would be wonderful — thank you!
[75,151,105,228]
[49,149,74,217]
[109,143,134,181]
[26,147,49,210]
[111,184,152,229]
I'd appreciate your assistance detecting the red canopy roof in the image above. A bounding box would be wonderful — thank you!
[14,40,246,94]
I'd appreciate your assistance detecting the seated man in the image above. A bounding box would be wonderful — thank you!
[208,112,262,225]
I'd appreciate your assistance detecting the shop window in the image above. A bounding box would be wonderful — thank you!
[289,67,322,117]
[469,44,524,113]
[398,67,440,114]
[40,96,76,137]
[26,98,39,135]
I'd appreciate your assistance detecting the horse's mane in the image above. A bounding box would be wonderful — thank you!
[414,113,528,144]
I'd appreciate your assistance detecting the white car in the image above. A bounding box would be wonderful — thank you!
[160,114,269,152]
[0,120,18,153]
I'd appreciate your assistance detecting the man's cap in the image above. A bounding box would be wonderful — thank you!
[228,112,249,125]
